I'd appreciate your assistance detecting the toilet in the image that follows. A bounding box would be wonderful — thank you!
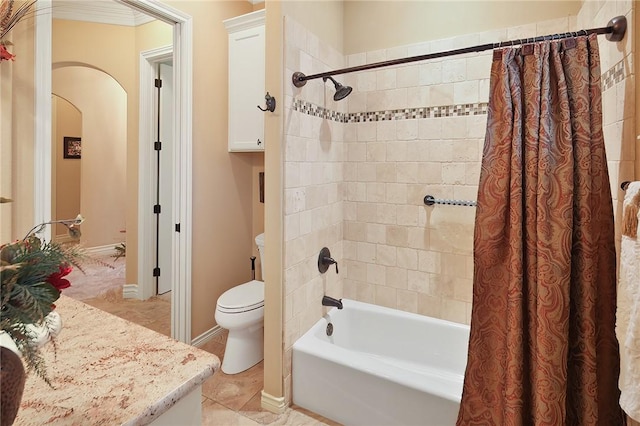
[215,233,265,374]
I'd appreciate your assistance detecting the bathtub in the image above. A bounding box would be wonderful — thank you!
[292,299,470,426]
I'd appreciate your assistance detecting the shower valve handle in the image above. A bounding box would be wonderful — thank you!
[318,247,339,274]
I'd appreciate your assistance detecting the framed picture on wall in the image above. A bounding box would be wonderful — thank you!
[63,136,81,159]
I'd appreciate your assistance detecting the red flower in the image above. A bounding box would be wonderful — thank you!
[46,265,73,291]
[0,44,15,61]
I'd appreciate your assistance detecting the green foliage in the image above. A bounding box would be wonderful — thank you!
[1,236,84,384]
[112,242,126,260]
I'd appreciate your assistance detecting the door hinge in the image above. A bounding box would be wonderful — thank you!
[175,223,181,232]
[154,141,162,150]
[154,204,161,214]
[154,78,162,88]
[153,267,161,277]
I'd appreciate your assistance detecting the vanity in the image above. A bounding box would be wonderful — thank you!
[14,296,219,425]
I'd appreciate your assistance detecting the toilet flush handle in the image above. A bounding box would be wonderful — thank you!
[250,256,256,280]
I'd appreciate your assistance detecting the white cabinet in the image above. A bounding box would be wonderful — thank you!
[224,10,266,152]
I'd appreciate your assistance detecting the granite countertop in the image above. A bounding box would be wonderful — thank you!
[15,296,219,425]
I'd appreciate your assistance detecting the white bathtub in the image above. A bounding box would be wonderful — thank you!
[292,299,470,426]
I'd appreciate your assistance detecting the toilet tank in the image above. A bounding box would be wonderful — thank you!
[255,233,265,278]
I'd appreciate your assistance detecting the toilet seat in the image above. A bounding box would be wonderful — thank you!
[216,280,264,314]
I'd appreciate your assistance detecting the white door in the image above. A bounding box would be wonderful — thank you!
[156,62,173,295]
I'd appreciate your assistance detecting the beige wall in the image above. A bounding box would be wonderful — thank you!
[344,1,582,54]
[53,18,173,282]
[636,4,640,179]
[282,1,343,53]
[52,96,82,239]
[161,0,261,338]
[53,66,127,248]
[1,12,36,242]
[52,2,264,340]
[53,19,138,277]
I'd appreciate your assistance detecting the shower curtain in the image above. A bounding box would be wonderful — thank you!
[457,34,623,425]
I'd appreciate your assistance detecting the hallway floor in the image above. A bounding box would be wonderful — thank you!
[71,265,337,425]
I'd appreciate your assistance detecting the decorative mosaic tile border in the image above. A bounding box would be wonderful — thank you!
[292,99,489,124]
[292,61,625,123]
[346,104,489,122]
[602,60,625,92]
[292,99,347,123]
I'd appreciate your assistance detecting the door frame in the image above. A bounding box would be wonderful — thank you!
[34,0,194,344]
[137,45,173,301]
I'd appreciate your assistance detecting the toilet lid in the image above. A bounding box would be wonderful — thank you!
[217,280,264,312]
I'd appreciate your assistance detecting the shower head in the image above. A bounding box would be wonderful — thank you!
[323,76,353,101]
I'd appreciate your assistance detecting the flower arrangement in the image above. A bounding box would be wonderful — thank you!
[0,215,86,385]
[0,0,37,61]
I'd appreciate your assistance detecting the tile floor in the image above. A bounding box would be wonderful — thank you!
[72,262,338,425]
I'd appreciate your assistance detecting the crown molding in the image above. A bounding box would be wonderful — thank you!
[223,9,265,32]
[52,0,155,27]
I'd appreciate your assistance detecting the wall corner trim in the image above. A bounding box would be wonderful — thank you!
[260,391,287,414]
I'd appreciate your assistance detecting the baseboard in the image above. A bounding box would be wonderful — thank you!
[122,284,139,299]
[191,325,224,347]
[261,391,287,414]
[55,234,74,244]
[85,243,123,256]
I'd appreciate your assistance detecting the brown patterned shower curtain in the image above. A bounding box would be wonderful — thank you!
[457,34,623,425]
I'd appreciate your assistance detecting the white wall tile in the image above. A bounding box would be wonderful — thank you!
[376,120,397,141]
[367,263,386,286]
[397,247,418,270]
[386,183,408,204]
[466,54,492,81]
[396,120,419,140]
[453,80,479,104]
[407,86,431,108]
[397,290,418,313]
[442,58,466,83]
[357,122,377,142]
[376,69,397,90]
[367,142,387,162]
[430,83,454,105]
[419,62,442,86]
[397,65,420,88]
[375,285,397,308]
[357,71,377,92]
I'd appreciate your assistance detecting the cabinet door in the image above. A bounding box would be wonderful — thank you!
[228,25,265,152]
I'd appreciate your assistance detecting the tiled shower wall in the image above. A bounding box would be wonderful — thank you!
[282,16,345,402]
[282,0,633,404]
[339,16,585,325]
[578,1,635,240]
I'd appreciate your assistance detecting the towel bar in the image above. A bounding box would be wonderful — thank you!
[423,195,477,207]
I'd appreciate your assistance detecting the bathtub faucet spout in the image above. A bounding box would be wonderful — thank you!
[322,295,343,310]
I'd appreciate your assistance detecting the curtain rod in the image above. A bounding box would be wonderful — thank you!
[292,16,627,88]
